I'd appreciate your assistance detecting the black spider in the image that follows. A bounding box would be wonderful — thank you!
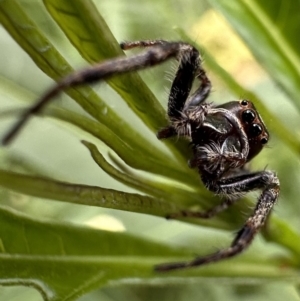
[2,40,280,271]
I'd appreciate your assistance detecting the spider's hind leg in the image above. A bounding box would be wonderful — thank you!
[155,170,280,271]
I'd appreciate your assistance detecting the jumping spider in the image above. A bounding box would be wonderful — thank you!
[2,40,280,271]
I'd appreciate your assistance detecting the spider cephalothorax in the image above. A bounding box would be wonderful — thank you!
[2,40,280,271]
[188,100,269,177]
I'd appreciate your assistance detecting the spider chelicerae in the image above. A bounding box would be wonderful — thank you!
[2,40,280,271]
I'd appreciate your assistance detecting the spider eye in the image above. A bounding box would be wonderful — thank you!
[250,123,262,137]
[242,109,256,123]
[241,100,248,106]
[261,137,268,144]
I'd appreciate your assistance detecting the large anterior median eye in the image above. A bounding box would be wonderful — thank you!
[250,123,262,137]
[242,109,256,123]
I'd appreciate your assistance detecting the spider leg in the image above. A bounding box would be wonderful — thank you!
[122,39,212,113]
[168,46,211,120]
[157,42,212,139]
[2,41,195,145]
[155,170,279,271]
[120,40,168,49]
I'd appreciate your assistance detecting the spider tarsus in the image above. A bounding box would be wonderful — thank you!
[154,261,190,272]
[1,82,67,145]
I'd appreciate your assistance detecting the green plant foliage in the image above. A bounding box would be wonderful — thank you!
[207,0,300,110]
[0,0,299,300]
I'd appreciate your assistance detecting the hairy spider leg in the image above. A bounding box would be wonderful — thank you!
[121,40,212,120]
[156,43,212,139]
[155,170,279,271]
[2,41,192,145]
[120,39,169,49]
[168,46,207,119]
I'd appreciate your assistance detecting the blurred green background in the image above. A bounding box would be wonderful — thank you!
[0,0,300,300]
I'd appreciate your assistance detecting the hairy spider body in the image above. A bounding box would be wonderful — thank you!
[2,40,280,271]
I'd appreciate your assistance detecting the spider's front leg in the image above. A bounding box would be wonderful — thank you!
[155,170,280,271]
[2,40,197,145]
[156,42,212,139]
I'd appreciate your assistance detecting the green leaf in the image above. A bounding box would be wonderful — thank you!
[0,0,204,196]
[0,0,186,176]
[45,108,191,182]
[42,0,193,167]
[206,0,300,111]
[43,0,167,131]
[0,206,298,301]
[0,206,186,301]
[0,169,177,216]
[81,140,210,204]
